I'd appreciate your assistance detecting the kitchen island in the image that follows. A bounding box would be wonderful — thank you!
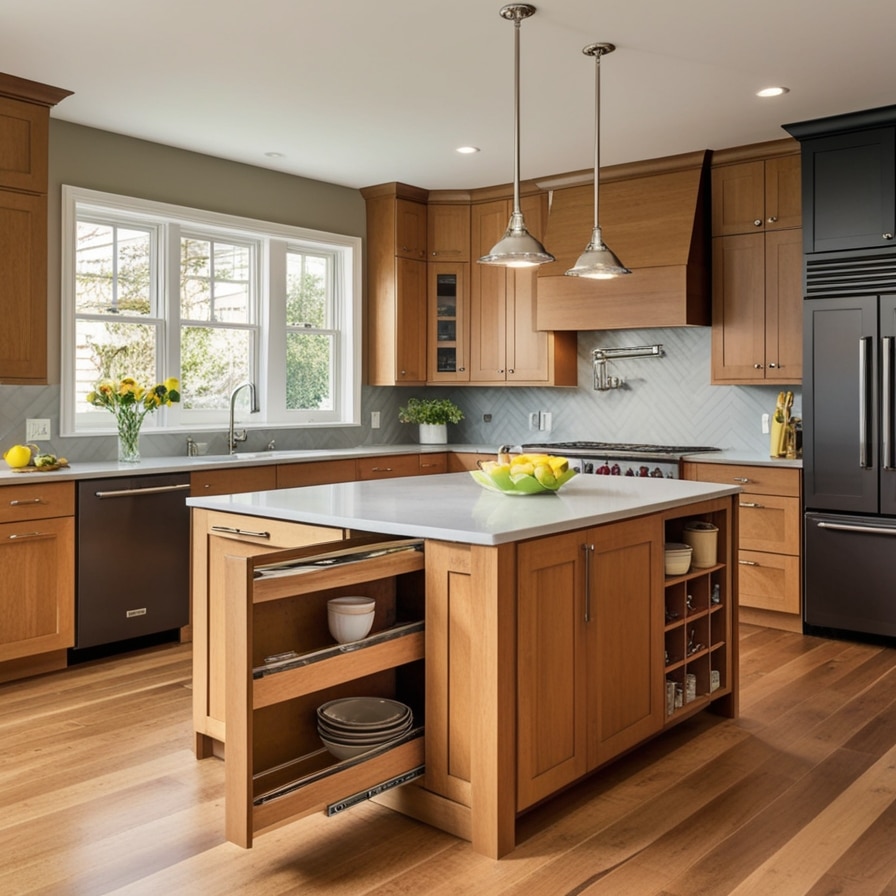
[187,472,740,858]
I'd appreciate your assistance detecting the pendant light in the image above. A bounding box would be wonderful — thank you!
[478,4,555,269]
[565,42,631,279]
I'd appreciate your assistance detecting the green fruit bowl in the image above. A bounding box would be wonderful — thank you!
[470,467,577,496]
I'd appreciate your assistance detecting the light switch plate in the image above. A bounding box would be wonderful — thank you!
[26,418,51,441]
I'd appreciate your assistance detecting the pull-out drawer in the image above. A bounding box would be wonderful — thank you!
[224,537,426,847]
[682,462,800,497]
[737,494,800,554]
[0,480,74,524]
[356,454,420,480]
[738,549,800,615]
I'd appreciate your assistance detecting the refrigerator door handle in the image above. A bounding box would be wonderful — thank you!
[884,336,895,471]
[817,520,896,536]
[859,336,873,468]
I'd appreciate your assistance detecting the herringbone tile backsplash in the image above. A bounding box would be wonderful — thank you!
[0,327,799,462]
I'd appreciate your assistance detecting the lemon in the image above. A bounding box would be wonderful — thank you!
[3,444,33,468]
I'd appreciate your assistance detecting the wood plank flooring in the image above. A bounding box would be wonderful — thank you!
[2,624,896,895]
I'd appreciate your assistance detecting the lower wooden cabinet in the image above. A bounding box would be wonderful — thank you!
[683,461,801,630]
[0,481,75,681]
[190,465,277,497]
[516,515,665,809]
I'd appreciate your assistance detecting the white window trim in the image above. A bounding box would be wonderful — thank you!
[60,185,362,437]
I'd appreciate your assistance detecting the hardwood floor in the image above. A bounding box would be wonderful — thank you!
[3,625,896,895]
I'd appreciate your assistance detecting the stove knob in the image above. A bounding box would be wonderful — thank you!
[610,463,621,476]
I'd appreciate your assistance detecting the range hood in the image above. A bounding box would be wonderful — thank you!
[536,150,711,330]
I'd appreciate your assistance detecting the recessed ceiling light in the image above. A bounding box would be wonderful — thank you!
[264,151,285,158]
[756,86,790,98]
[456,146,480,155]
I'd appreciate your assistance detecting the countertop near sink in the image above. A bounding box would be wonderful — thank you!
[0,444,496,484]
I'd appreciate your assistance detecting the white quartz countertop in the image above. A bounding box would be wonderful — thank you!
[186,472,741,546]
[681,449,802,469]
[0,444,480,484]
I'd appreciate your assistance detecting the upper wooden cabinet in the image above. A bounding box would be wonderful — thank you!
[362,183,429,386]
[469,193,576,385]
[0,73,71,385]
[428,262,469,383]
[710,141,803,385]
[427,201,470,261]
[711,153,801,236]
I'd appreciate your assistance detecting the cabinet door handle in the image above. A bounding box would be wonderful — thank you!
[8,531,45,540]
[767,216,778,224]
[370,467,393,472]
[733,477,751,483]
[738,559,759,566]
[768,362,778,368]
[739,501,765,508]
[582,543,595,623]
[9,497,45,506]
[753,363,764,369]
[753,219,763,227]
[884,233,894,240]
[95,483,191,498]
[210,525,271,539]
[884,336,894,470]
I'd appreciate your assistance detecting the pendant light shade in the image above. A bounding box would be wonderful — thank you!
[565,42,630,279]
[478,4,555,269]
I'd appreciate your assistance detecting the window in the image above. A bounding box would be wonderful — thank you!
[61,186,361,435]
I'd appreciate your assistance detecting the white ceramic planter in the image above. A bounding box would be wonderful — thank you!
[418,423,447,445]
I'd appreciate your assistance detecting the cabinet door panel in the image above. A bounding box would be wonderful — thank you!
[0,516,74,661]
[395,258,427,383]
[711,161,764,236]
[470,200,509,381]
[395,199,427,260]
[764,227,803,383]
[428,203,470,261]
[517,532,587,809]
[587,517,664,768]
[765,155,802,231]
[711,233,766,382]
[0,191,47,383]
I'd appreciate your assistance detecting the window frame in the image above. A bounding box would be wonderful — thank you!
[60,185,362,436]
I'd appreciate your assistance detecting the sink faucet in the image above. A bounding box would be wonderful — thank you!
[228,381,259,453]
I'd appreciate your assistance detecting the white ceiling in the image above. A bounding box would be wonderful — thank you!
[4,0,896,191]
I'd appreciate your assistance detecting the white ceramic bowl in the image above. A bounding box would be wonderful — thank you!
[664,542,693,576]
[327,596,376,615]
[319,734,378,760]
[327,608,375,643]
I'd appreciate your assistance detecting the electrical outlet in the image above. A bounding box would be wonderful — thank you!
[483,413,492,423]
[761,413,770,434]
[540,411,552,432]
[371,411,380,429]
[528,412,539,429]
[26,418,51,441]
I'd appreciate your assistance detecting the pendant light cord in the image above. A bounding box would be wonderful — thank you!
[592,48,601,230]
[512,12,522,217]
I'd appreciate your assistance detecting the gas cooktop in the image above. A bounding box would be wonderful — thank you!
[522,441,721,457]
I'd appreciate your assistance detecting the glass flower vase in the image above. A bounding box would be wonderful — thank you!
[116,409,143,463]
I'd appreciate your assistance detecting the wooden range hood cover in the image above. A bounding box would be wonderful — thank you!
[536,149,711,331]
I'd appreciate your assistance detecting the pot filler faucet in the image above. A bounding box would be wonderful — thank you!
[228,381,259,453]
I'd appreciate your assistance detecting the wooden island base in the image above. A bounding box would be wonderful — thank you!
[189,478,738,858]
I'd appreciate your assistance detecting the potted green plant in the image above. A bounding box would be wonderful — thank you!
[398,397,464,445]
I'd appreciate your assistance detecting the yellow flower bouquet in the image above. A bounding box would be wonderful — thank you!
[86,376,181,463]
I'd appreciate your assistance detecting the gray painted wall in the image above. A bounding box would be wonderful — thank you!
[0,121,800,462]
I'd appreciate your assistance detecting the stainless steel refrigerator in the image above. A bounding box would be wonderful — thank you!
[803,293,896,638]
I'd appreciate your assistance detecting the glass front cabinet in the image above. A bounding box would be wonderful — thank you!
[428,263,469,383]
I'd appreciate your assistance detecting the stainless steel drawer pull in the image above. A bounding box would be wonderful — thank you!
[8,532,44,540]
[733,477,751,483]
[95,483,191,499]
[739,501,765,508]
[738,559,759,566]
[9,498,45,506]
[370,467,393,472]
[211,525,271,539]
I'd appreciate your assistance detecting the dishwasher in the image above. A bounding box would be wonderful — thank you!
[75,472,191,650]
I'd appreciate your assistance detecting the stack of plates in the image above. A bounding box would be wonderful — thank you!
[317,697,413,760]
